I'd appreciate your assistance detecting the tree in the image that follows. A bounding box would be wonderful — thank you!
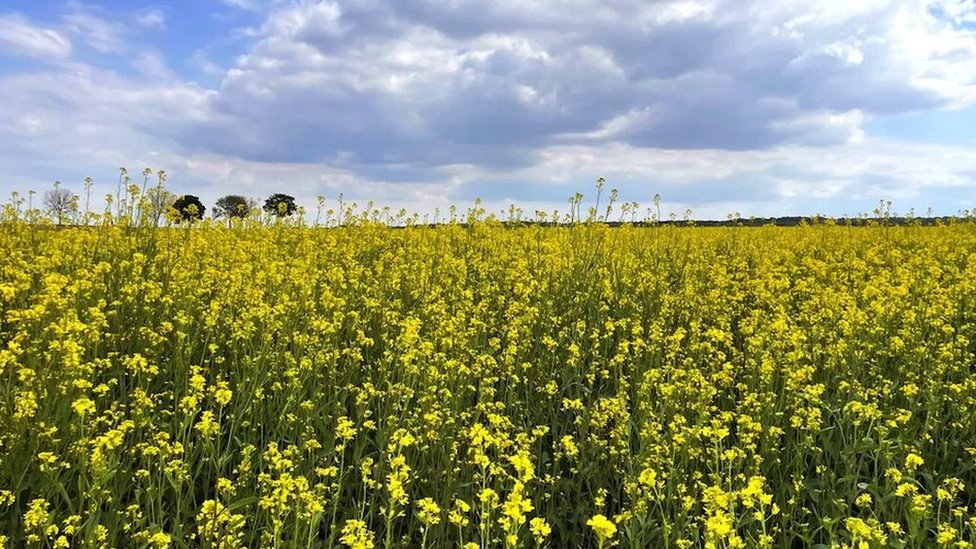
[214,195,253,223]
[146,187,175,227]
[263,194,297,218]
[172,195,205,223]
[43,183,78,225]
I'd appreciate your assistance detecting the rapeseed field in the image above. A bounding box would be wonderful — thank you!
[2,213,976,548]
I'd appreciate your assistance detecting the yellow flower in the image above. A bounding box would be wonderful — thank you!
[638,467,657,488]
[213,384,233,406]
[587,514,617,545]
[845,517,886,544]
[449,499,471,527]
[189,370,207,393]
[336,416,357,441]
[217,477,236,497]
[479,488,500,508]
[195,410,220,438]
[706,512,734,538]
[560,435,579,459]
[509,450,535,481]
[339,519,374,549]
[905,453,924,472]
[855,493,872,508]
[936,524,957,545]
[196,499,245,548]
[416,497,441,526]
[24,498,50,531]
[71,397,95,417]
[530,517,551,545]
[62,515,81,535]
[148,531,171,548]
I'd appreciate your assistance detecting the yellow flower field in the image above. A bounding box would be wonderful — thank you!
[2,217,976,548]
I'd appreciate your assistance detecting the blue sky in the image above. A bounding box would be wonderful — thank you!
[1,0,975,219]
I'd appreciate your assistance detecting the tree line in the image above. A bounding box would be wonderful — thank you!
[32,175,298,226]
[175,193,298,223]
[10,170,967,228]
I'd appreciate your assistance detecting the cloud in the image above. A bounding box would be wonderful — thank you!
[178,0,976,175]
[132,137,976,219]
[221,0,287,12]
[930,0,976,27]
[59,2,127,53]
[131,50,176,80]
[190,50,226,76]
[2,0,976,219]
[0,13,72,59]
[135,8,166,30]
[506,138,976,209]
[0,61,213,188]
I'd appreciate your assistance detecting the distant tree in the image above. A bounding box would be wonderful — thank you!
[43,183,78,225]
[214,195,253,223]
[146,187,175,227]
[263,194,297,218]
[172,194,205,223]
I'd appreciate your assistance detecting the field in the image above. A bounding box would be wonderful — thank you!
[2,219,976,548]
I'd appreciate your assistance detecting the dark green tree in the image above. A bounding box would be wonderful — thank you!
[172,194,205,222]
[263,193,297,218]
[214,195,252,222]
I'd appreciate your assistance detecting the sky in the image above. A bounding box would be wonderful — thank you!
[1,0,975,220]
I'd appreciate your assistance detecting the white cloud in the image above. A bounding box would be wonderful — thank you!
[191,50,226,76]
[135,8,166,30]
[222,0,288,12]
[132,51,176,79]
[143,137,976,218]
[474,137,976,217]
[179,0,976,171]
[770,108,865,145]
[223,0,262,11]
[60,3,126,53]
[0,14,72,59]
[526,139,976,192]
[932,0,976,25]
[0,61,213,182]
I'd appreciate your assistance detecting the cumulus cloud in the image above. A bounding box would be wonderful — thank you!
[0,13,72,59]
[180,0,976,172]
[2,0,976,217]
[449,137,976,218]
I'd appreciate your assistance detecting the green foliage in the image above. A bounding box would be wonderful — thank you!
[214,195,252,220]
[172,194,205,222]
[263,193,297,218]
